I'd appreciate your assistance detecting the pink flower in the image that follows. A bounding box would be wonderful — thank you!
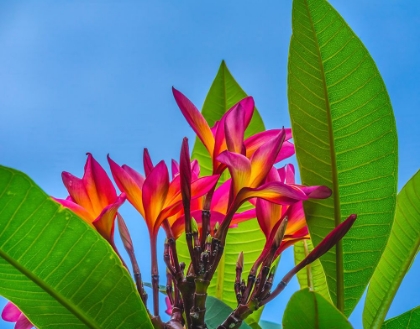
[53,153,126,249]
[172,88,294,175]
[1,301,34,329]
[108,149,219,240]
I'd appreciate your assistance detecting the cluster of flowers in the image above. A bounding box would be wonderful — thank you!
[2,89,355,329]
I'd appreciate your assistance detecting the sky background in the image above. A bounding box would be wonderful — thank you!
[1,1,420,328]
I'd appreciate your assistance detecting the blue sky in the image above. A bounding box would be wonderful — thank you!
[1,1,419,328]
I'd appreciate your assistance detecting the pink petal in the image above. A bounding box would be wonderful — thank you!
[191,175,220,200]
[236,181,308,207]
[84,153,117,213]
[15,313,33,329]
[278,164,295,184]
[211,179,231,214]
[236,96,255,129]
[232,208,256,226]
[108,155,145,218]
[275,141,295,163]
[256,198,282,239]
[249,130,285,187]
[52,197,95,225]
[165,296,172,316]
[217,151,251,198]
[1,302,21,322]
[224,103,246,154]
[172,87,215,154]
[61,172,94,216]
[143,148,154,177]
[244,129,291,158]
[93,193,126,243]
[298,185,332,199]
[171,160,179,178]
[121,164,145,188]
[191,160,200,178]
[142,160,169,231]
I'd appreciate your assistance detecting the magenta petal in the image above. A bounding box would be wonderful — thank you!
[52,197,95,224]
[93,193,126,243]
[299,185,332,199]
[191,175,220,200]
[217,151,251,197]
[232,208,256,223]
[1,302,21,322]
[142,160,170,228]
[249,130,285,187]
[171,159,179,178]
[237,96,255,129]
[191,160,200,178]
[84,153,117,210]
[225,103,246,154]
[237,181,308,206]
[143,148,154,177]
[275,141,295,163]
[122,164,145,188]
[211,179,231,214]
[15,313,33,329]
[61,172,92,214]
[172,87,215,154]
[277,164,295,184]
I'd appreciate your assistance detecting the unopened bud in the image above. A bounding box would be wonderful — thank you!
[237,251,244,270]
[205,234,212,244]
[273,217,288,248]
[117,214,133,253]
[191,218,199,234]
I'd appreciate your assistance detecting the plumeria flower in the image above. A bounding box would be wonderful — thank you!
[215,132,331,241]
[107,150,219,242]
[172,88,294,175]
[256,164,331,259]
[170,177,255,239]
[1,301,34,329]
[53,153,126,251]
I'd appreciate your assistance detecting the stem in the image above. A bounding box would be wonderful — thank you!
[200,187,215,248]
[150,233,160,318]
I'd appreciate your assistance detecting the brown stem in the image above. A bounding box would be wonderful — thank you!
[150,233,161,318]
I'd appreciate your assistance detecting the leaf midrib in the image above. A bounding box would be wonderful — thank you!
[0,174,100,329]
[302,0,343,311]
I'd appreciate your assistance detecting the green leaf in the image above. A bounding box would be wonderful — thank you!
[363,170,420,328]
[205,296,252,329]
[191,60,265,176]
[283,288,353,329]
[0,166,152,329]
[381,307,420,329]
[294,239,331,302]
[178,61,267,326]
[288,0,398,315]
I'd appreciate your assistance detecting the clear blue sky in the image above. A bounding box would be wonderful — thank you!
[1,1,419,328]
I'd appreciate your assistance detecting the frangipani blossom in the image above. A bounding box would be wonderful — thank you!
[1,302,34,329]
[53,153,125,247]
[170,178,255,238]
[108,153,219,239]
[256,164,331,257]
[173,88,295,174]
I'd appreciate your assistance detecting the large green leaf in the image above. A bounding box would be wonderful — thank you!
[294,239,331,303]
[282,288,353,329]
[191,60,265,176]
[178,61,266,326]
[205,296,252,329]
[363,170,420,328]
[381,307,420,329]
[288,0,398,315]
[0,166,152,329]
